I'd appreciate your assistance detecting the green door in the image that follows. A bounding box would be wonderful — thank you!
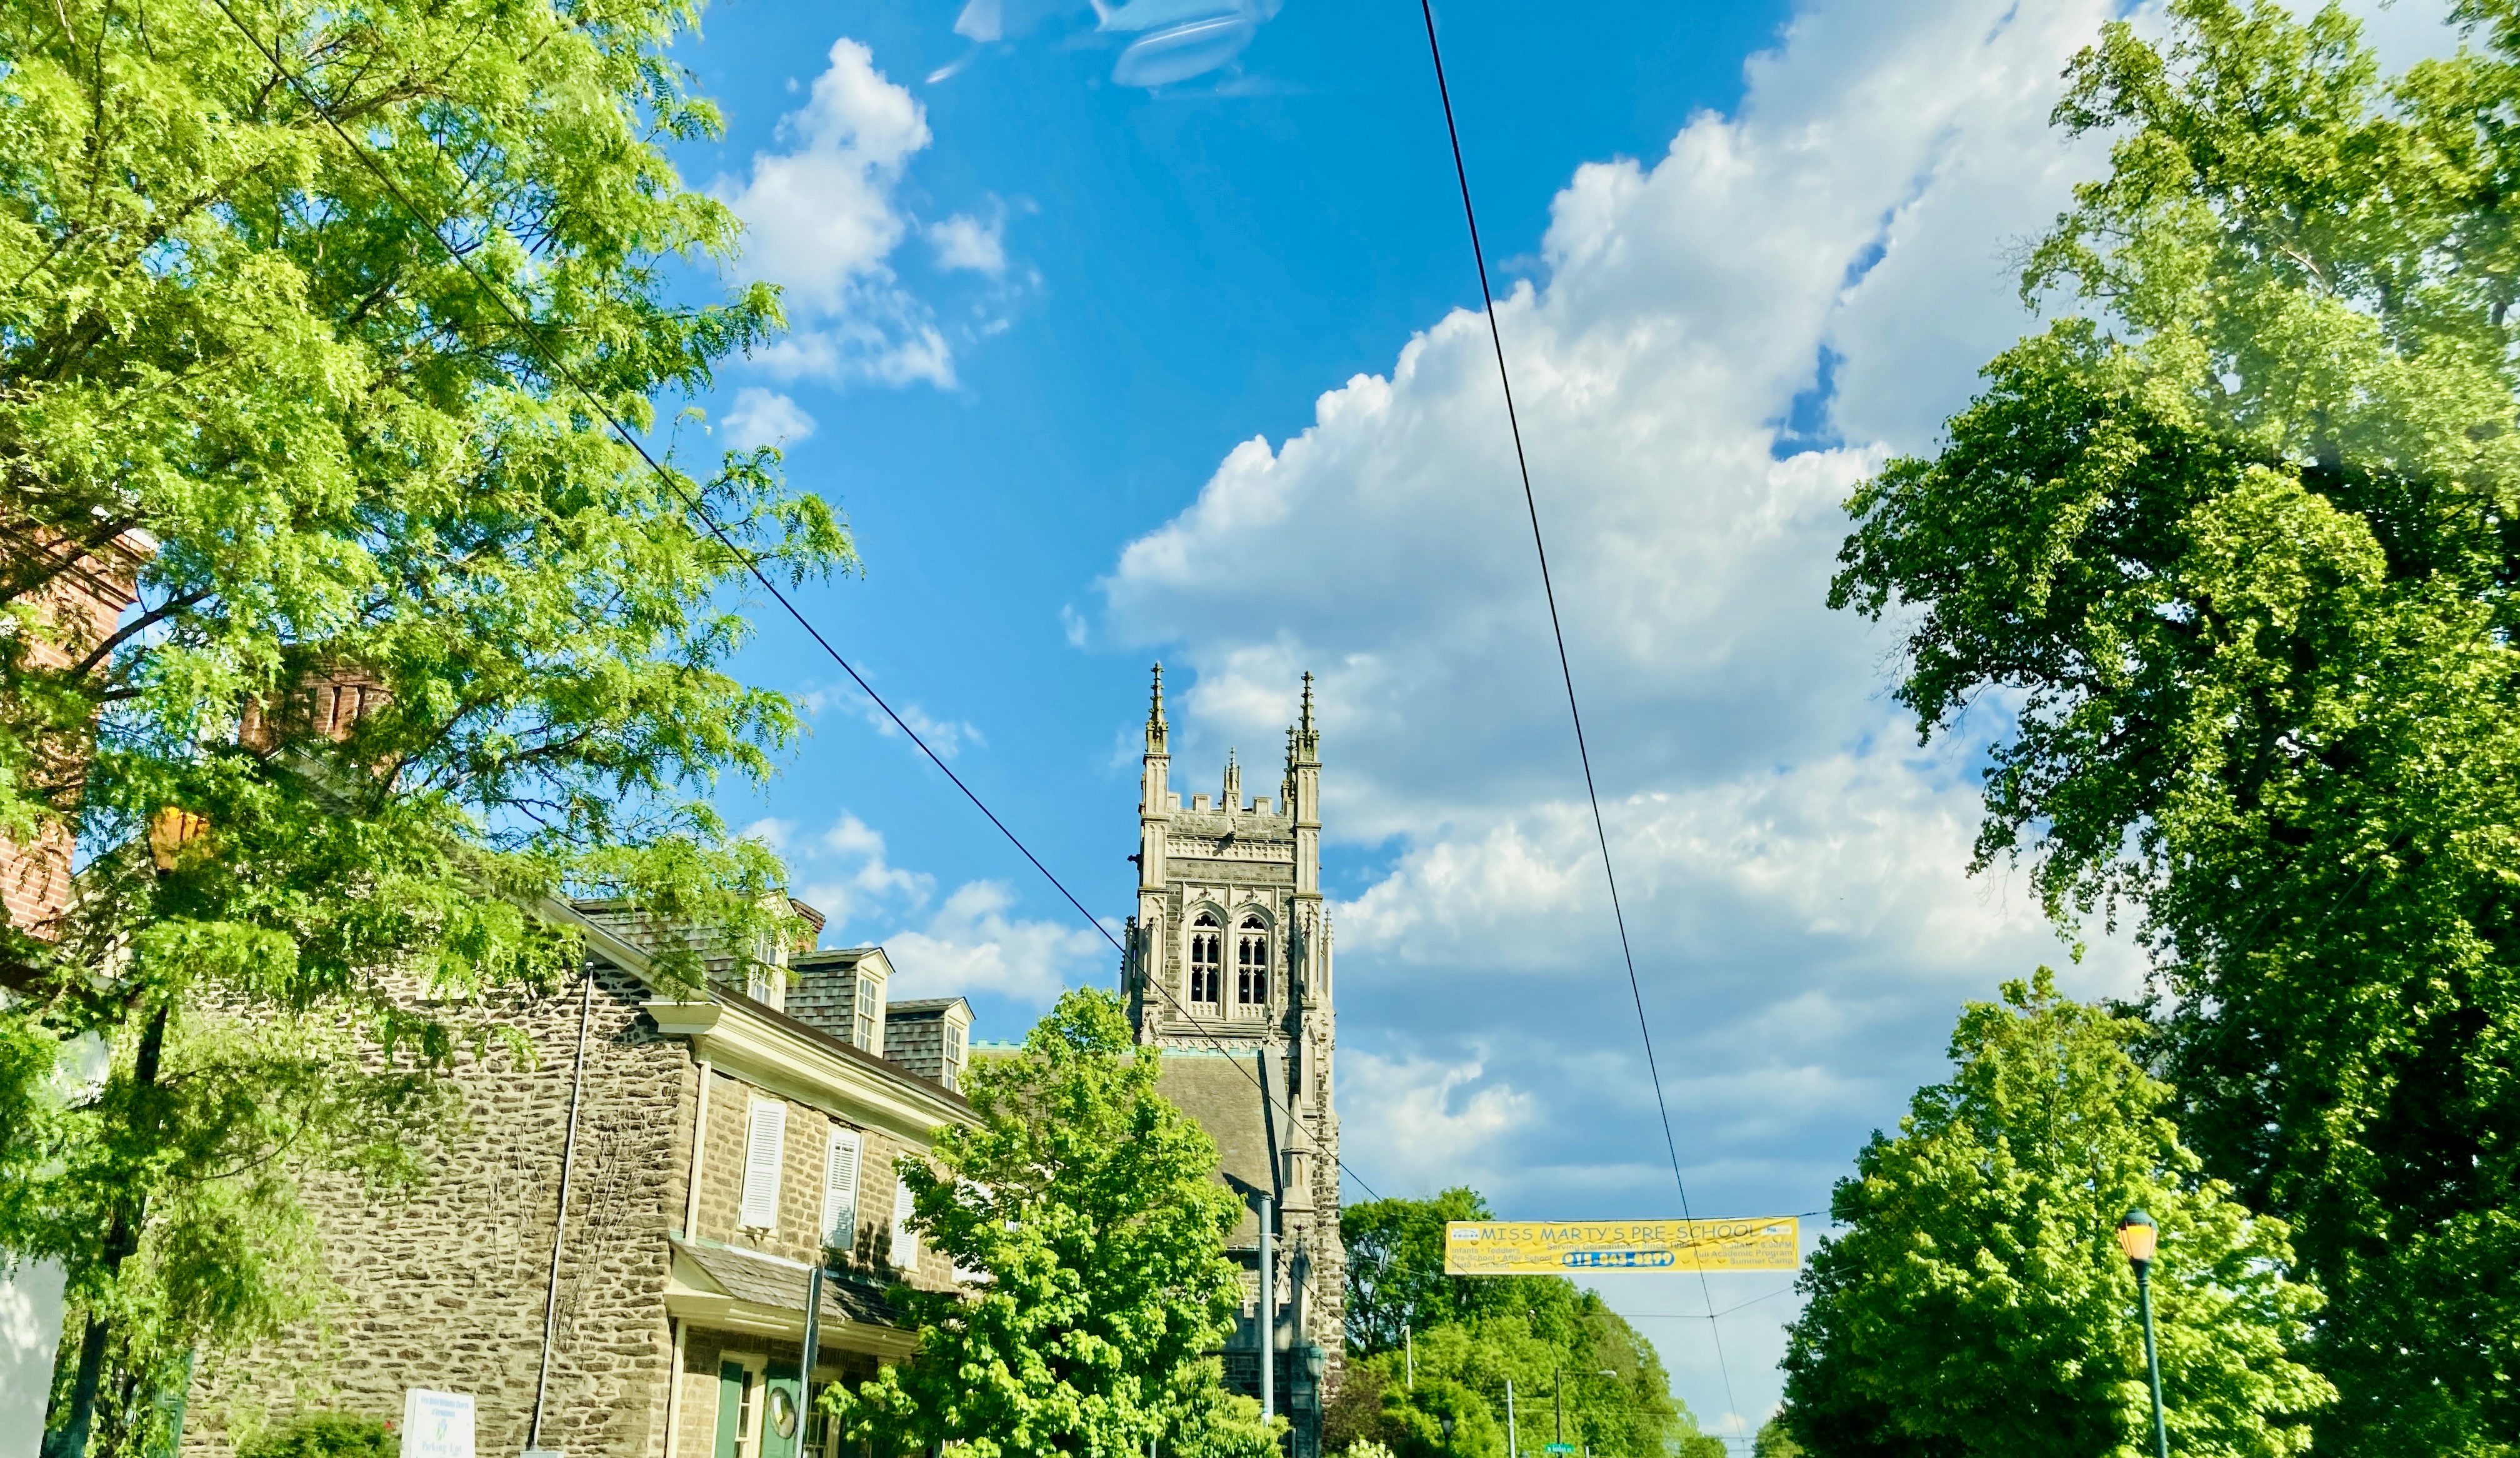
[762,1361,804,1458]
[715,1362,754,1458]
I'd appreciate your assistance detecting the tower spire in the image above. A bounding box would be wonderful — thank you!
[1146,662,1168,754]
[1293,671,1319,765]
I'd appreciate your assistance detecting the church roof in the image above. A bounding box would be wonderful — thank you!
[1154,1046,1288,1250]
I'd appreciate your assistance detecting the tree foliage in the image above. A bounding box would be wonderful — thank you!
[1827,2,2520,1449]
[1779,973,2331,1458]
[233,1414,394,1458]
[0,0,843,1445]
[1343,1188,1574,1357]
[822,989,1274,1458]
[1335,1190,1719,1458]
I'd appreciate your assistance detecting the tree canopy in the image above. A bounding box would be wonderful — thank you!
[1,0,841,1449]
[823,989,1274,1458]
[1334,1189,1721,1458]
[1828,1,2520,1449]
[1779,972,2331,1458]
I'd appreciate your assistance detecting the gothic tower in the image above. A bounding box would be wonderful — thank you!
[1124,666,1345,1440]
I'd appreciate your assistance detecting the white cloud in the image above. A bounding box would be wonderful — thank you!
[1085,0,2480,1424]
[884,882,1111,1004]
[717,39,960,388]
[795,812,934,934]
[798,683,987,760]
[773,814,1097,1010]
[1095,0,2160,1405]
[721,388,818,451]
[928,213,1008,276]
[740,816,798,854]
[1338,1048,1534,1197]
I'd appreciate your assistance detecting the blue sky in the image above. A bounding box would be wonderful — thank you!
[664,0,2455,1440]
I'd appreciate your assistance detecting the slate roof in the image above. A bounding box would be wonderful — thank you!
[671,1238,902,1327]
[1152,1047,1285,1250]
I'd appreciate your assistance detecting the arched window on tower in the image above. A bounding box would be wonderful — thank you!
[1237,915,1268,1006]
[1189,912,1221,1006]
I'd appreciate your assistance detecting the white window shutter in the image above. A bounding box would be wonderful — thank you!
[739,1101,786,1229]
[890,1176,919,1270]
[821,1129,862,1249]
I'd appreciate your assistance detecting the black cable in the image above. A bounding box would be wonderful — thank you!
[1411,0,1743,1439]
[203,0,1384,1205]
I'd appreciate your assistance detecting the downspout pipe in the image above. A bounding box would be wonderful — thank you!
[528,962,597,1453]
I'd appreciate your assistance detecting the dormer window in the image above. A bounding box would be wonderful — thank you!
[1237,915,1268,1006]
[1189,912,1222,1005]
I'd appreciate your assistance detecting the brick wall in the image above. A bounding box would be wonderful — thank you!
[1,533,142,942]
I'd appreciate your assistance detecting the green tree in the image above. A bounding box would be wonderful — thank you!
[1779,973,2331,1458]
[0,0,844,1450]
[1336,1190,1717,1458]
[822,988,1274,1458]
[1752,1415,1802,1458]
[1344,1189,1569,1355]
[1827,1,2520,1449]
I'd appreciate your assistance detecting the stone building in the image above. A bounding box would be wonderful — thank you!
[177,908,978,1458]
[1121,668,1345,1457]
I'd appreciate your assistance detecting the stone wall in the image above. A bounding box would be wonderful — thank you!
[181,967,692,1458]
[689,1068,947,1288]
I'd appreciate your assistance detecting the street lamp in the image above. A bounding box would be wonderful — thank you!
[2118,1210,2169,1458]
[1439,1414,1456,1452]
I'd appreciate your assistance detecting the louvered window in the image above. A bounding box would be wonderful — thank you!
[740,1101,787,1230]
[1238,915,1268,1005]
[890,1176,919,1271]
[1189,911,1222,1005]
[821,1129,862,1251]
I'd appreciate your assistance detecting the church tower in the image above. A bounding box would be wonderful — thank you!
[1124,666,1344,1444]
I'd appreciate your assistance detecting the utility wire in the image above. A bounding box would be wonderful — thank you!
[204,0,1383,1205]
[1411,0,1744,1439]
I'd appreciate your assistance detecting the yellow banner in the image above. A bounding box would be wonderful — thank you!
[1443,1218,1801,1274]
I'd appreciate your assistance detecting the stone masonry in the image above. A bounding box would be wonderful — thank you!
[181,965,688,1458]
[179,905,974,1458]
[1122,666,1346,1452]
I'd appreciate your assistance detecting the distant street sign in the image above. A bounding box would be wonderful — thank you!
[1443,1218,1801,1275]
[1546,1444,1578,1453]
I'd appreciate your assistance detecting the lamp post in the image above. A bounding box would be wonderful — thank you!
[2118,1210,2169,1458]
[1438,1414,1456,1455]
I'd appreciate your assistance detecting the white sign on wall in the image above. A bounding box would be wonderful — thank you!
[399,1389,475,1458]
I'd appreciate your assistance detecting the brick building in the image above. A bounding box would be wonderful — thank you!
[178,905,979,1458]
[1121,668,1346,1457]
[0,526,145,952]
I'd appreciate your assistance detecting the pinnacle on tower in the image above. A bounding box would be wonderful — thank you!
[1146,662,1168,754]
[1223,747,1241,808]
[1293,670,1319,765]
